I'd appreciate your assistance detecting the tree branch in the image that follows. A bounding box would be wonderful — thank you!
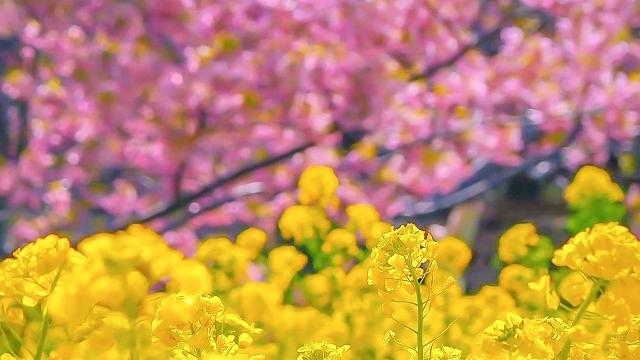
[14,100,28,159]
[423,0,463,41]
[0,35,21,255]
[172,160,188,201]
[158,185,291,232]
[119,141,314,229]
[0,94,9,158]
[377,128,461,158]
[409,1,517,82]
[409,19,510,82]
[395,115,584,219]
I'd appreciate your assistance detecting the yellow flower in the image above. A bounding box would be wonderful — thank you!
[557,271,590,307]
[455,285,516,344]
[152,293,260,356]
[498,264,544,307]
[278,205,331,244]
[346,203,379,226]
[196,237,251,291]
[362,221,393,249]
[229,282,283,324]
[304,273,333,308]
[9,183,640,360]
[238,332,254,348]
[268,246,307,290]
[167,259,213,295]
[298,165,340,208]
[346,203,380,244]
[48,266,107,326]
[528,274,560,310]
[202,353,265,360]
[436,236,472,275]
[10,234,71,275]
[197,236,235,263]
[322,228,359,257]
[368,224,438,294]
[154,294,201,334]
[565,165,624,207]
[605,316,640,358]
[79,224,184,283]
[303,268,345,309]
[296,341,350,360]
[1,234,84,306]
[475,313,568,359]
[552,222,640,280]
[430,346,463,360]
[236,227,267,260]
[596,276,640,326]
[497,223,540,264]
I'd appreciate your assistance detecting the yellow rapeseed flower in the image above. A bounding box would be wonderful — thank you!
[322,228,359,257]
[278,205,331,244]
[528,274,560,310]
[557,271,591,307]
[1,234,84,306]
[436,236,472,275]
[152,293,260,357]
[498,264,544,307]
[552,222,640,280]
[298,165,340,209]
[196,236,251,291]
[167,259,213,295]
[596,276,640,326]
[268,246,308,290]
[229,282,283,324]
[368,224,438,294]
[236,227,267,260]
[474,313,568,359]
[427,346,463,360]
[497,223,540,264]
[346,203,379,239]
[564,165,624,207]
[296,341,350,360]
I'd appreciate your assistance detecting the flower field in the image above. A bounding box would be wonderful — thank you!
[2,1,640,359]
[0,165,639,359]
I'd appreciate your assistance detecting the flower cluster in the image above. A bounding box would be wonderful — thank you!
[435,236,472,276]
[0,234,82,307]
[296,341,350,360]
[564,166,624,208]
[553,222,640,281]
[152,293,261,358]
[297,166,340,210]
[368,224,439,294]
[278,206,331,246]
[564,166,626,234]
[0,165,639,359]
[0,226,263,359]
[497,223,554,268]
[471,314,569,359]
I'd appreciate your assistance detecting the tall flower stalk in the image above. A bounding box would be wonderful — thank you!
[367,223,448,359]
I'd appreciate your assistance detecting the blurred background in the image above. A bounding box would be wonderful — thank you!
[0,0,639,288]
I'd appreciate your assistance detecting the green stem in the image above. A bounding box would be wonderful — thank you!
[33,314,50,360]
[571,280,601,326]
[0,322,17,356]
[558,279,602,360]
[34,264,65,360]
[407,263,425,360]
